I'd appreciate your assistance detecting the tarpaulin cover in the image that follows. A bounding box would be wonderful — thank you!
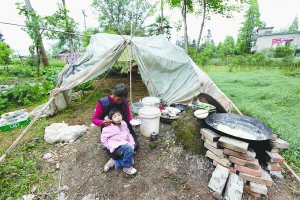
[47,33,233,114]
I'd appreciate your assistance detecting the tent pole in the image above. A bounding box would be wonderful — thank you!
[0,96,55,163]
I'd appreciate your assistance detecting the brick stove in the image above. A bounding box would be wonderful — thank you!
[200,128,290,199]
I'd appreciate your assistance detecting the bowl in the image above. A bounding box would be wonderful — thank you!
[132,102,143,114]
[165,107,181,115]
[194,109,209,119]
[130,119,141,126]
[161,109,169,115]
[1,112,15,120]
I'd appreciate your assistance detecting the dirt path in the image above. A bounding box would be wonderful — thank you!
[41,76,300,200]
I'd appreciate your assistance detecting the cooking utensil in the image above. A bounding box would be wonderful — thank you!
[205,113,273,141]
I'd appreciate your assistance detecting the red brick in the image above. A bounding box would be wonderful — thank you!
[234,164,261,177]
[265,151,285,163]
[239,169,273,186]
[267,162,282,171]
[229,156,260,170]
[224,148,255,161]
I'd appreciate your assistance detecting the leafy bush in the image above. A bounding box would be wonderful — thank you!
[274,46,294,58]
[0,81,55,112]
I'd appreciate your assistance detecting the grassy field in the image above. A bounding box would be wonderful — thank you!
[204,66,300,171]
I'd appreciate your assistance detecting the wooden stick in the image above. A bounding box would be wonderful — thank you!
[283,161,300,183]
[0,97,55,162]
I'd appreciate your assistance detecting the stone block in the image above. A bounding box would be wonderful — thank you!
[204,142,225,158]
[229,156,260,170]
[239,169,273,186]
[270,148,279,153]
[265,151,285,163]
[200,128,221,142]
[234,164,262,177]
[224,173,243,200]
[224,148,256,161]
[270,134,278,141]
[213,160,237,173]
[202,134,219,148]
[270,138,289,149]
[206,150,232,167]
[208,164,230,194]
[250,182,268,195]
[270,170,284,179]
[244,184,261,198]
[218,136,249,153]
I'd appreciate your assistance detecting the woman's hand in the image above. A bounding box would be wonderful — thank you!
[102,119,112,127]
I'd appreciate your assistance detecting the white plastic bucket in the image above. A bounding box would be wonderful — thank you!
[142,97,160,107]
[138,107,161,137]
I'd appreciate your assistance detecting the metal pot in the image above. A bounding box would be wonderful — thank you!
[205,113,273,141]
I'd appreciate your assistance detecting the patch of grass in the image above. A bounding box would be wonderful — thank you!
[205,67,300,171]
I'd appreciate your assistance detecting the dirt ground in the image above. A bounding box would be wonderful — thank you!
[40,76,300,200]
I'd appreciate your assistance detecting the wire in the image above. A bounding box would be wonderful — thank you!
[0,21,91,37]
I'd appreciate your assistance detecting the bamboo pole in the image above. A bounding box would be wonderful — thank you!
[0,97,55,163]
[283,161,300,183]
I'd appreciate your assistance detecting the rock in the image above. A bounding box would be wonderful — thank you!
[212,191,223,200]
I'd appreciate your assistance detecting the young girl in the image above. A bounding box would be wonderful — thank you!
[101,108,137,175]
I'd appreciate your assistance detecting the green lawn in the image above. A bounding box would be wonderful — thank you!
[205,67,300,171]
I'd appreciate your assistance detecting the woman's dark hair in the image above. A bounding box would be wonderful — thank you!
[108,108,123,120]
[113,83,128,98]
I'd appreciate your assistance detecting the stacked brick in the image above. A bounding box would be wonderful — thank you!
[201,128,289,198]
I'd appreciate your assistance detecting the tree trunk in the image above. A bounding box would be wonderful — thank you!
[182,0,188,52]
[24,0,49,67]
[196,0,207,53]
[160,0,164,34]
[62,0,74,53]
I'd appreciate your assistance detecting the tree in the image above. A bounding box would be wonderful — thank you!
[236,0,265,54]
[167,0,194,52]
[0,32,4,42]
[216,35,235,57]
[91,0,151,36]
[146,16,172,40]
[81,27,100,48]
[288,15,299,32]
[43,3,81,53]
[194,0,245,54]
[0,41,13,66]
[16,0,49,67]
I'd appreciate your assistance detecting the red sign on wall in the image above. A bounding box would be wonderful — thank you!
[272,38,294,46]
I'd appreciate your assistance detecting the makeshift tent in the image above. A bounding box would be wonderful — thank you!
[0,33,239,162]
[47,33,234,114]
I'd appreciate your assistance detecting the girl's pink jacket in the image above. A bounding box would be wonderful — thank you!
[101,121,135,153]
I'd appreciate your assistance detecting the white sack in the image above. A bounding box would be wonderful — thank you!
[44,122,88,144]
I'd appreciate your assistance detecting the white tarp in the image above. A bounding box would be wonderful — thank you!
[48,33,233,114]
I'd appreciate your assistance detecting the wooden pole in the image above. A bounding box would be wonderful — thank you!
[0,97,55,163]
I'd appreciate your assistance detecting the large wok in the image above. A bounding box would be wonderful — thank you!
[205,113,273,141]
